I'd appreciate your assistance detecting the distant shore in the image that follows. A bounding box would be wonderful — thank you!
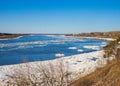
[66,35,115,41]
[0,33,25,40]
[1,31,119,40]
[65,31,120,40]
[0,33,65,40]
[0,33,115,42]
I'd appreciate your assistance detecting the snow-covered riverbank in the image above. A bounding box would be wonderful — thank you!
[83,37,115,41]
[66,36,115,41]
[0,50,108,85]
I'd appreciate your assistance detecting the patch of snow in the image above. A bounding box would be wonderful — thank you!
[99,38,115,41]
[68,47,77,50]
[77,49,84,52]
[77,37,115,41]
[55,53,65,57]
[109,55,115,61]
[118,41,120,44]
[101,44,106,47]
[101,42,107,47]
[102,42,107,45]
[83,46,100,50]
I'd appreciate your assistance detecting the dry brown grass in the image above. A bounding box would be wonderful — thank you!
[103,37,120,58]
[70,59,120,86]
[69,49,120,86]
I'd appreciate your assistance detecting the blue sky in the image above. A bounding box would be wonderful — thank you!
[0,0,120,33]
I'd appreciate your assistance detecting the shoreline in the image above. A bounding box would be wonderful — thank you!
[0,36,23,40]
[0,34,25,40]
[0,50,108,83]
[66,36,115,41]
